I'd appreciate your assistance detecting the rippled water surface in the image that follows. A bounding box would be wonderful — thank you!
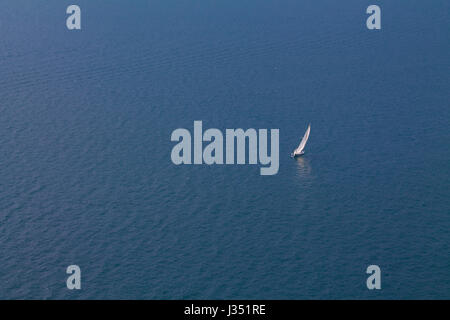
[0,0,449,299]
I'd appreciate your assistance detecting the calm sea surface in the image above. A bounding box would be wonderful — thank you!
[0,0,449,299]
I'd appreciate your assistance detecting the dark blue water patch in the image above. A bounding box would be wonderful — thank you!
[0,0,449,299]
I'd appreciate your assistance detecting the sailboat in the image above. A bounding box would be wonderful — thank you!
[291,124,310,157]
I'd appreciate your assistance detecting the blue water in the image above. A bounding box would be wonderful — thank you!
[0,0,449,299]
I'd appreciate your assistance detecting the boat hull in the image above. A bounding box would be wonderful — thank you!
[291,151,305,158]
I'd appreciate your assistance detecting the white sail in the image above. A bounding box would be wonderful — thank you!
[293,124,310,156]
